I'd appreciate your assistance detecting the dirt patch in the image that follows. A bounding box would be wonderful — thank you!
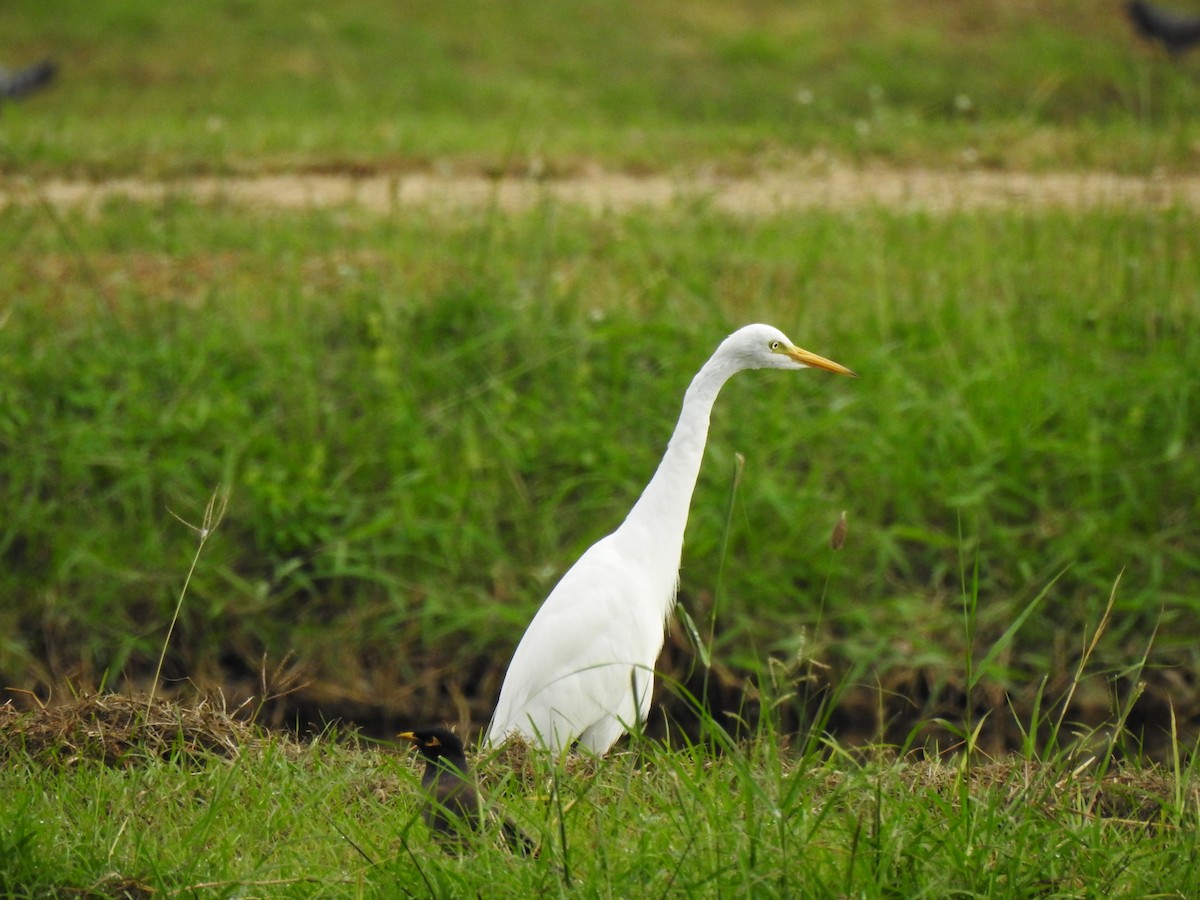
[4,165,1200,216]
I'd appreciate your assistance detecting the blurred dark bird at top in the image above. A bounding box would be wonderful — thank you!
[1127,0,1200,54]
[0,59,57,101]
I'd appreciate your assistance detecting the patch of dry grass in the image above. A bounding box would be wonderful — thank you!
[0,692,272,767]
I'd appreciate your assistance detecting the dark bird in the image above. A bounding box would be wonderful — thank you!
[0,59,57,101]
[1127,0,1200,54]
[398,727,536,855]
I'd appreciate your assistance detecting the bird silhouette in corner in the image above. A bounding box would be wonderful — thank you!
[1127,1,1200,54]
[398,727,537,856]
[0,59,57,101]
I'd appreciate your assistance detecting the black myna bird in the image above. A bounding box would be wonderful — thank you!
[1127,0,1200,55]
[398,727,536,855]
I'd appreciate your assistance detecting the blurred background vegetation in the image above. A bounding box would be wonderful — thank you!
[1,0,1197,753]
[2,0,1199,174]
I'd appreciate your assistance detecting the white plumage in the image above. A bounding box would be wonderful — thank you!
[486,324,855,754]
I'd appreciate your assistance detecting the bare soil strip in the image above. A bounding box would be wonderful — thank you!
[4,166,1200,215]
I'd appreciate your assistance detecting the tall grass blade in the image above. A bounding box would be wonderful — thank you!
[149,485,229,710]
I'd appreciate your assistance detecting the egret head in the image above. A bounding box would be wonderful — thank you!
[722,323,857,376]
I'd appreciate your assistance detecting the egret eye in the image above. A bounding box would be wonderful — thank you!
[769,340,781,351]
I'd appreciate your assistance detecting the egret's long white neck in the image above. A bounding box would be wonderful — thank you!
[613,351,741,590]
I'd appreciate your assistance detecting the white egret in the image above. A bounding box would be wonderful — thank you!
[486,323,855,754]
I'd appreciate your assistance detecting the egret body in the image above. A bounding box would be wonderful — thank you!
[486,324,854,754]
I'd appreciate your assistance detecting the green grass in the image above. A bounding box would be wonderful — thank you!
[2,0,1199,892]
[2,702,1198,897]
[2,0,1200,897]
[1,196,1197,747]
[1,0,1199,175]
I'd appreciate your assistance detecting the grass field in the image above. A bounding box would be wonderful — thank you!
[2,0,1199,175]
[3,197,1196,744]
[2,695,1198,897]
[2,0,1200,895]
